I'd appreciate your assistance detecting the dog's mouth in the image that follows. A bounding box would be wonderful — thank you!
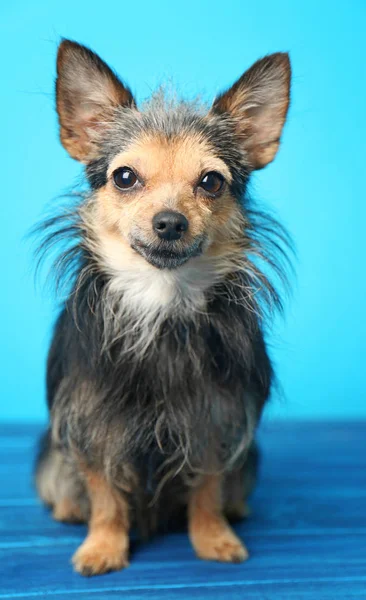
[130,237,205,269]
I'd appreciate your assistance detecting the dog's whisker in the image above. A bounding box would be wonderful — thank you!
[33,39,293,575]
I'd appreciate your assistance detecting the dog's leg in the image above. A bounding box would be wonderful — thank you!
[53,497,85,523]
[224,468,252,521]
[188,473,248,563]
[36,432,89,523]
[72,470,129,576]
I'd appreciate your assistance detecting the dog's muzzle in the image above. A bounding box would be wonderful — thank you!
[131,210,204,269]
[131,237,204,269]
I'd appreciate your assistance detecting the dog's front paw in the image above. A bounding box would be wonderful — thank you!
[192,524,249,563]
[72,537,129,576]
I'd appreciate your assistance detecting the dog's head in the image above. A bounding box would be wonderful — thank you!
[56,40,290,274]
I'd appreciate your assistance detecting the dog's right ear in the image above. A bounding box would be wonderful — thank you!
[56,39,136,163]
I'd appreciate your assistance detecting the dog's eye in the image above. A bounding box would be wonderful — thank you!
[113,167,138,190]
[199,171,224,195]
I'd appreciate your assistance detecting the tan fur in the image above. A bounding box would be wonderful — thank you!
[102,133,233,243]
[188,474,249,563]
[56,40,135,162]
[47,41,291,576]
[72,470,130,576]
[53,497,84,523]
[84,133,246,316]
[212,53,291,169]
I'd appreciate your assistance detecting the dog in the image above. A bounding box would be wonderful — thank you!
[34,39,292,576]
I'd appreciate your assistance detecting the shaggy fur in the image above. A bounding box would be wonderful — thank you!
[34,39,292,575]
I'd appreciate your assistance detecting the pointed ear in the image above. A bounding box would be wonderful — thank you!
[56,39,136,163]
[212,53,291,170]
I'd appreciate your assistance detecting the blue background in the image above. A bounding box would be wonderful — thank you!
[1,0,365,422]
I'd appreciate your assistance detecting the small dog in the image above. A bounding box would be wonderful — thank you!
[35,39,291,576]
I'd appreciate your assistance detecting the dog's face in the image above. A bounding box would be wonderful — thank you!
[56,41,290,273]
[91,132,234,270]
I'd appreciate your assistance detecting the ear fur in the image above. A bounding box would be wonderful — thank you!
[212,53,291,169]
[56,39,136,163]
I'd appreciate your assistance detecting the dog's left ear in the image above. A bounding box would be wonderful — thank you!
[56,39,136,163]
[211,53,291,170]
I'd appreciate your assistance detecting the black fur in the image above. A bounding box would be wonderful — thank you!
[33,81,292,534]
[33,183,292,529]
[48,266,271,464]
[85,103,249,196]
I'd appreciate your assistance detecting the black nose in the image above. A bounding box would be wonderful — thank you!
[152,211,189,241]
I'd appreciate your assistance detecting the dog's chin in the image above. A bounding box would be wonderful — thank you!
[130,239,204,270]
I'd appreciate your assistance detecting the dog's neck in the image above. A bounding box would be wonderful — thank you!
[107,258,214,314]
[78,221,251,359]
[91,228,234,317]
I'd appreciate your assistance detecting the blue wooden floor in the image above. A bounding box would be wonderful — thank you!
[1,421,366,599]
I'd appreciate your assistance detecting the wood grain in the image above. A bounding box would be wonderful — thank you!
[0,421,365,598]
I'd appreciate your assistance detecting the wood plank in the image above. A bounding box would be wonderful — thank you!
[0,421,365,599]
